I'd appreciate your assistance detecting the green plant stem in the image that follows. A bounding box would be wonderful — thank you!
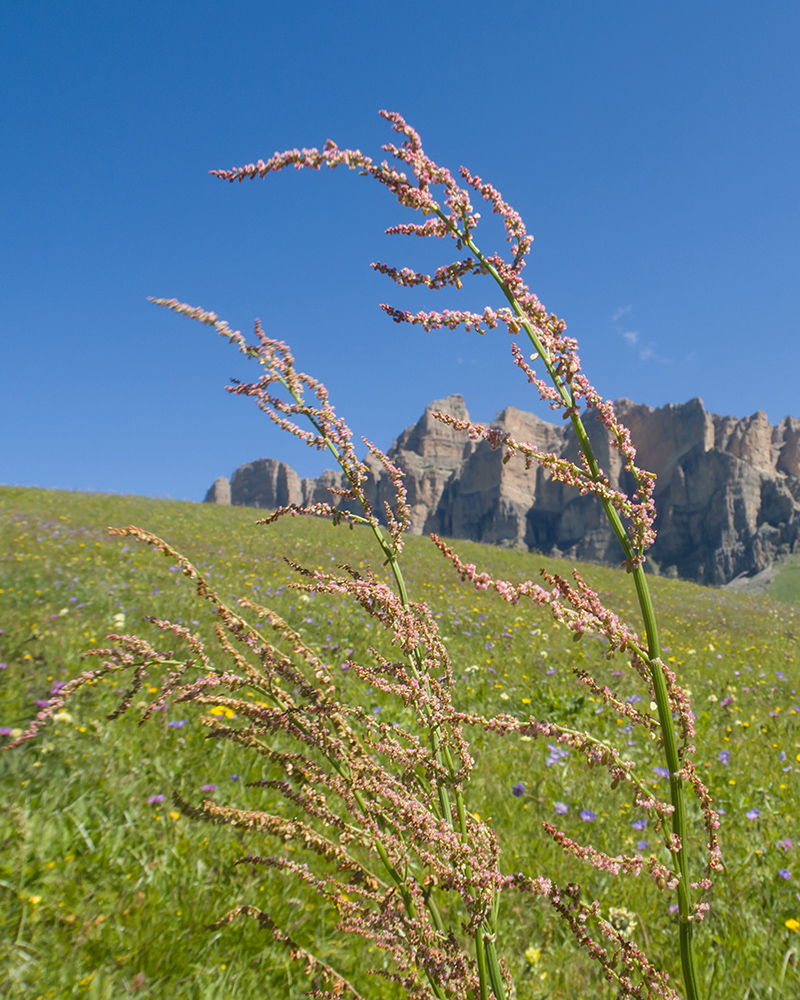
[443,215,701,1000]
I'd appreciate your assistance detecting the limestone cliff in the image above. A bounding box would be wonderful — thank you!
[205,396,800,586]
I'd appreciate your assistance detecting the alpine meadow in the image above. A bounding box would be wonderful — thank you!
[2,113,800,1000]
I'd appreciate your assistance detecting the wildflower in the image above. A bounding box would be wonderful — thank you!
[718,750,730,765]
[786,918,800,932]
[745,809,761,820]
[554,801,568,815]
[209,706,235,719]
[512,782,526,797]
[200,784,218,792]
[636,840,649,851]
[608,907,638,941]
[777,838,793,852]
[580,809,597,822]
[168,720,188,729]
[546,744,568,766]
[148,794,165,804]
[0,728,14,736]
[230,774,239,781]
[778,869,792,880]
[632,819,647,830]
[653,766,669,778]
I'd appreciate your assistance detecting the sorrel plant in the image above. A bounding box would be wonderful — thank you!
[12,113,720,999]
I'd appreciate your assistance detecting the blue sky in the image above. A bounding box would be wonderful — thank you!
[2,1,798,500]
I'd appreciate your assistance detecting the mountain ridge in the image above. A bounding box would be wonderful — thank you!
[204,396,800,586]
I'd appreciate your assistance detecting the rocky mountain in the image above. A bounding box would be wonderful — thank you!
[204,396,800,586]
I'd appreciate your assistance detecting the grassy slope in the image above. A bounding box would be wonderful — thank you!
[1,486,799,999]
[770,558,800,607]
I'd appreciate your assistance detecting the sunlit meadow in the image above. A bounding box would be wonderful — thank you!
[2,485,799,998]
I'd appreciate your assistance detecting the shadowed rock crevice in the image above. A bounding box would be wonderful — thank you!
[206,395,800,586]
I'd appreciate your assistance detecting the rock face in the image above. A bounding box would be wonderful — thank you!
[205,396,800,586]
[204,477,231,505]
[379,395,477,534]
[229,458,304,510]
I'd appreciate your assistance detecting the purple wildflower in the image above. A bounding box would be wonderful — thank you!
[148,794,166,805]
[200,784,218,792]
[632,819,647,831]
[777,838,793,852]
[554,801,568,815]
[168,720,188,729]
[511,782,526,798]
[653,766,670,778]
[718,750,730,765]
[580,809,597,822]
[779,869,792,880]
[745,809,761,820]
[637,840,649,851]
[0,727,12,736]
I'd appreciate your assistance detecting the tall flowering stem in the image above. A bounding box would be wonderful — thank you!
[8,115,722,1000]
[211,112,718,999]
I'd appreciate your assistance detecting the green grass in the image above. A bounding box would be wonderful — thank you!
[2,485,800,998]
[770,557,800,608]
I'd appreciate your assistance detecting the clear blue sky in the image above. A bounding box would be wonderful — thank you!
[2,1,798,500]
